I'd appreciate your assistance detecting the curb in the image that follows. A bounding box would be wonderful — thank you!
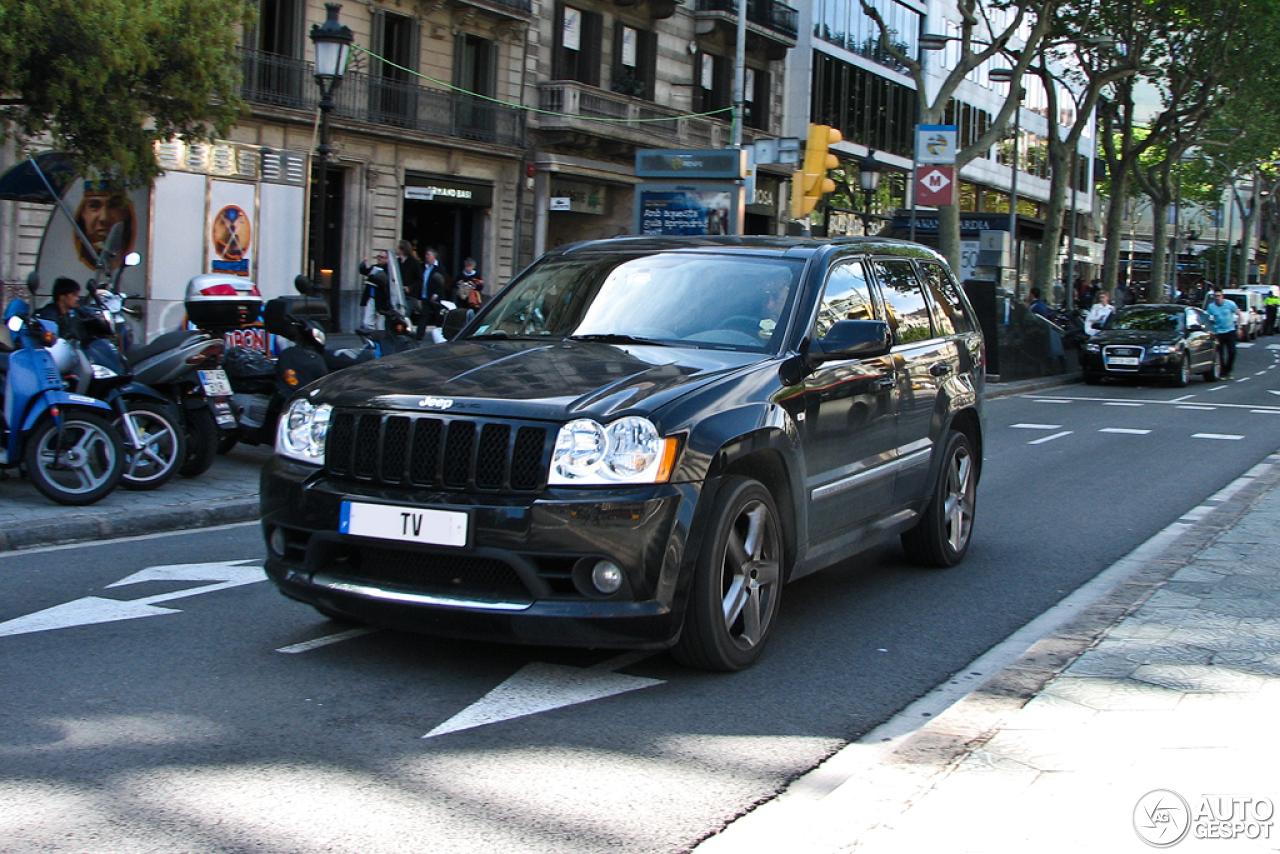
[0,498,260,552]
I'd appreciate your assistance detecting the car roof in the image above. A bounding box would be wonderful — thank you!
[544,235,951,265]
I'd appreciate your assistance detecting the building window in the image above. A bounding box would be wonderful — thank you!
[745,67,771,131]
[612,24,656,100]
[811,54,916,158]
[555,3,602,86]
[815,0,921,72]
[371,10,420,125]
[695,52,732,119]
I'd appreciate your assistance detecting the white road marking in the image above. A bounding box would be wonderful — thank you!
[1256,371,1268,377]
[1250,409,1280,415]
[1028,431,1072,445]
[1104,402,1144,407]
[1010,423,1062,430]
[1170,395,1196,402]
[277,627,378,653]
[1100,427,1152,435]
[1193,433,1244,440]
[0,561,265,638]
[423,652,663,738]
[1238,342,1257,348]
[1178,405,1215,411]
[1022,394,1280,414]
[1236,376,1252,382]
[1031,399,1073,404]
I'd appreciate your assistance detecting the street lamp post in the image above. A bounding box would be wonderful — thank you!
[858,153,882,234]
[988,67,1023,296]
[310,3,353,328]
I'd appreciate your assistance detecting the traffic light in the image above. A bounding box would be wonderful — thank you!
[790,124,843,219]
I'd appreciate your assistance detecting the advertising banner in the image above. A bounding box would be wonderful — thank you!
[635,183,743,235]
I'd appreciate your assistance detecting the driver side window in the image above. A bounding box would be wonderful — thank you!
[815,260,876,339]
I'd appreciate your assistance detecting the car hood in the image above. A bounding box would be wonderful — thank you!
[309,338,764,421]
[1093,329,1180,346]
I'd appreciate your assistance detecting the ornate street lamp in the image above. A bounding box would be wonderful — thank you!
[858,153,882,234]
[310,3,353,327]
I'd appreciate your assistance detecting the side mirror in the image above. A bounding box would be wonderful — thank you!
[441,306,474,341]
[807,319,893,363]
[25,270,39,294]
[294,275,313,295]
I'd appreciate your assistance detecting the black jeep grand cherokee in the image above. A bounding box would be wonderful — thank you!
[261,236,985,670]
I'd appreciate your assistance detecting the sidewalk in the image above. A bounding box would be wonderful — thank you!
[695,450,1280,853]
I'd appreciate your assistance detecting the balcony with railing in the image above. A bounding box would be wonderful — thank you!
[695,0,798,59]
[448,0,533,18]
[535,80,768,151]
[239,49,526,150]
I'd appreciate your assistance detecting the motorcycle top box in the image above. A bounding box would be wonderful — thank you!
[185,274,264,333]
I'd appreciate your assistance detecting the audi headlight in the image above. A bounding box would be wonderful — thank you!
[276,398,332,465]
[1084,342,1101,352]
[1150,343,1178,354]
[549,416,677,485]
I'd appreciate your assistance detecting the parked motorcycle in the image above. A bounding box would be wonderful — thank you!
[63,288,188,490]
[219,276,370,449]
[1,276,125,505]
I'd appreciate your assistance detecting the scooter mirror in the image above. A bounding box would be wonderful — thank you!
[294,275,313,295]
[103,221,126,257]
[25,270,39,294]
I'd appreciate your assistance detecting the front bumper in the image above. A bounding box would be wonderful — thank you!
[259,456,703,648]
[1080,348,1185,379]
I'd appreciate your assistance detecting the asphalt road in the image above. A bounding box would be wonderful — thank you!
[3,340,1279,854]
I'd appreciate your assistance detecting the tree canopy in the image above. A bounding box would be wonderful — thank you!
[0,0,255,185]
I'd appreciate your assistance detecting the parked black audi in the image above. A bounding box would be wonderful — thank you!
[260,236,986,670]
[1080,303,1220,386]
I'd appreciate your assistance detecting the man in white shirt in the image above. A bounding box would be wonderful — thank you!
[1083,290,1114,337]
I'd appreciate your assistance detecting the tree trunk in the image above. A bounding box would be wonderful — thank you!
[1149,202,1170,302]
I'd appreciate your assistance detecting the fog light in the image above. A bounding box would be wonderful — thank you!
[268,526,287,556]
[591,560,623,595]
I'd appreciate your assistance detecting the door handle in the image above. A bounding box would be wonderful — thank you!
[929,361,953,377]
[871,375,895,390]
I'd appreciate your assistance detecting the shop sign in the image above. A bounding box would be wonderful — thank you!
[548,180,606,214]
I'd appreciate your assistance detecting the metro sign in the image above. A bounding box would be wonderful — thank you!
[917,166,956,206]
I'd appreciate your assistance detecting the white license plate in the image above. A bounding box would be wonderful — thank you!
[210,399,237,429]
[198,369,234,396]
[1106,357,1140,366]
[340,501,468,547]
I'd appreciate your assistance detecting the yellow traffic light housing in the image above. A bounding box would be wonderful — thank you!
[791,124,843,219]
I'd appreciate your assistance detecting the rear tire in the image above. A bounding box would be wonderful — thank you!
[901,430,978,568]
[179,406,219,478]
[672,476,784,671]
[23,412,124,505]
[115,400,186,490]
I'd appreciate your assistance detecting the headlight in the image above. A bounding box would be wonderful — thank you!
[91,364,118,379]
[1084,342,1101,352]
[276,399,332,465]
[549,416,677,485]
[1150,343,1179,354]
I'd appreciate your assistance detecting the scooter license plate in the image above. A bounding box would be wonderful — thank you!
[198,369,234,397]
[340,501,469,548]
[211,399,237,429]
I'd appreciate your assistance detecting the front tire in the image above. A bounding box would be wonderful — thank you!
[23,412,125,505]
[901,430,978,568]
[673,476,784,671]
[115,401,186,490]
[1203,348,1221,382]
[1173,354,1190,387]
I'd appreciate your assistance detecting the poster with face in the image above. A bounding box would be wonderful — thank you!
[37,179,150,298]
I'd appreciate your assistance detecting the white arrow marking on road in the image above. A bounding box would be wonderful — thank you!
[424,651,663,738]
[0,560,264,638]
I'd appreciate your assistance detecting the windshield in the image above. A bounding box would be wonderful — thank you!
[1110,308,1181,333]
[468,252,803,352]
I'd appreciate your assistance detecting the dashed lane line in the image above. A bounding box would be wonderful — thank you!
[1193,433,1245,441]
[1178,405,1215,411]
[1104,402,1144,407]
[1010,423,1062,430]
[1028,431,1073,445]
[1100,427,1152,435]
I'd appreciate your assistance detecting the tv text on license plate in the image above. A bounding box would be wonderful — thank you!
[340,501,468,547]
[1106,357,1139,366]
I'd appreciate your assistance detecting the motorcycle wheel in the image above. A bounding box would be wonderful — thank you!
[23,411,125,505]
[115,400,187,490]
[179,406,219,478]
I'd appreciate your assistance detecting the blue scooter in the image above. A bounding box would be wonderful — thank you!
[1,275,125,505]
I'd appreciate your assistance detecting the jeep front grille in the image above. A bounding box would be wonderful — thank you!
[326,409,550,492]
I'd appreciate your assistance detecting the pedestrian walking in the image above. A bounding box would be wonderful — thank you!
[415,248,449,340]
[1264,290,1279,335]
[1206,287,1241,379]
[357,250,391,330]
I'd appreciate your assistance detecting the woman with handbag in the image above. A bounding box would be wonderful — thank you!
[455,258,484,309]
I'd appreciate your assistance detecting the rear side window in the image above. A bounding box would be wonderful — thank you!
[919,262,974,335]
[815,260,876,339]
[871,259,933,344]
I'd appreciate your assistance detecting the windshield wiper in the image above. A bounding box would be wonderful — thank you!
[568,333,667,346]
